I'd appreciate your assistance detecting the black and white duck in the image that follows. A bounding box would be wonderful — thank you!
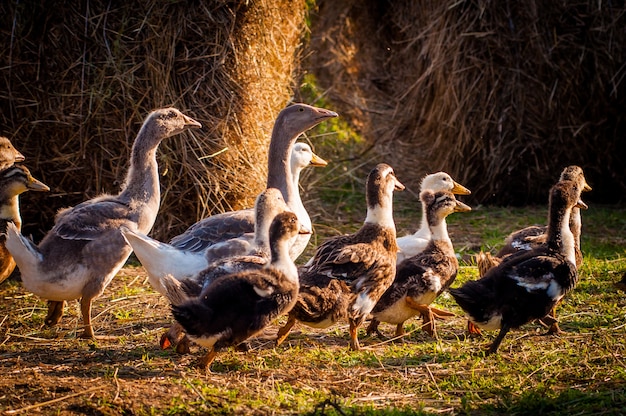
[449,179,586,354]
[5,108,201,338]
[0,166,50,284]
[275,163,404,350]
[161,211,303,370]
[367,190,471,339]
[122,141,327,284]
[0,136,25,171]
[396,172,470,263]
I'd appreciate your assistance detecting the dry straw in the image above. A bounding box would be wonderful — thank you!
[308,0,626,204]
[0,0,307,240]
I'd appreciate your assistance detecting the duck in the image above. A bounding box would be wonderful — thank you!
[449,179,585,354]
[122,140,327,284]
[161,211,303,370]
[396,172,470,263]
[275,163,404,351]
[473,166,591,334]
[0,136,25,171]
[5,108,201,338]
[367,190,471,339]
[169,104,337,260]
[0,166,50,284]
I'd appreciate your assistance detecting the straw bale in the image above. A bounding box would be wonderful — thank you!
[307,0,626,204]
[0,0,307,240]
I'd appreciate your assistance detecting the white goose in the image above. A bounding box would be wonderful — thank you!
[396,172,470,263]
[5,108,201,338]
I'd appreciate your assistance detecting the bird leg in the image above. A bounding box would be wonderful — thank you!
[348,318,361,351]
[275,314,296,347]
[44,300,65,326]
[539,304,563,335]
[467,321,483,336]
[79,296,95,339]
[365,318,386,339]
[198,348,218,370]
[429,306,455,320]
[405,298,436,337]
[485,324,510,355]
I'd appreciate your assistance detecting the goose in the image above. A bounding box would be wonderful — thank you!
[5,108,201,338]
[367,190,471,339]
[169,104,337,259]
[396,172,470,263]
[275,163,404,351]
[474,166,591,334]
[449,179,585,354]
[0,136,25,171]
[122,141,327,285]
[0,166,50,284]
[162,211,303,370]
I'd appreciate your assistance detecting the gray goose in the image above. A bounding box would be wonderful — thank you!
[0,136,25,171]
[449,179,586,354]
[275,163,404,351]
[5,108,201,338]
[0,166,50,284]
[162,211,303,370]
[367,190,471,339]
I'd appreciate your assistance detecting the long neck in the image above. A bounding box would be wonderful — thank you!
[118,124,161,208]
[429,216,451,246]
[0,196,21,229]
[414,200,432,238]
[266,117,297,208]
[269,239,298,282]
[547,204,576,265]
[288,165,311,230]
[569,206,582,250]
[254,217,272,254]
[364,200,396,232]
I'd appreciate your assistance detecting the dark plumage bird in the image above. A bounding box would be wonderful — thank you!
[5,108,201,338]
[0,137,25,171]
[449,179,586,354]
[275,163,404,350]
[163,211,303,370]
[474,166,591,335]
[367,190,471,339]
[0,166,50,284]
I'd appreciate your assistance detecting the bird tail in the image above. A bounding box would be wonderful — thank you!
[4,221,43,273]
[475,251,501,277]
[161,274,190,306]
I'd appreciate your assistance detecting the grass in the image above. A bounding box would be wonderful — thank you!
[0,200,624,415]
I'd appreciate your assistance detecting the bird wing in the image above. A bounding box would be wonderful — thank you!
[169,208,255,252]
[52,198,134,241]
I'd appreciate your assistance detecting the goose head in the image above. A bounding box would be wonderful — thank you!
[559,165,592,193]
[0,137,25,170]
[0,165,50,198]
[365,164,404,227]
[291,142,328,173]
[267,211,302,276]
[142,108,202,142]
[420,172,471,195]
[273,104,338,141]
[420,189,472,227]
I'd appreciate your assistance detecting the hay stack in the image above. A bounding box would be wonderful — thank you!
[0,0,307,240]
[307,0,626,204]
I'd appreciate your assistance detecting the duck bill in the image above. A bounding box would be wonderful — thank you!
[312,107,339,122]
[582,180,592,192]
[394,178,405,192]
[15,152,25,163]
[299,225,313,235]
[28,176,50,192]
[451,181,471,195]
[309,152,328,167]
[183,115,202,129]
[575,199,588,210]
[454,200,472,213]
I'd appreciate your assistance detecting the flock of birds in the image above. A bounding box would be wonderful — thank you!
[0,103,596,370]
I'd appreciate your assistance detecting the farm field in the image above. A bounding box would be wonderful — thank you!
[0,204,625,415]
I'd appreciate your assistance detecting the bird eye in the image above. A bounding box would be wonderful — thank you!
[298,107,304,112]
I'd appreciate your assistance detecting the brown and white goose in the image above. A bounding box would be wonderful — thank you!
[0,166,50,284]
[0,136,25,171]
[122,141,327,284]
[396,172,470,263]
[5,108,201,338]
[449,179,585,354]
[275,163,404,350]
[162,211,302,370]
[367,190,471,339]
[169,104,336,260]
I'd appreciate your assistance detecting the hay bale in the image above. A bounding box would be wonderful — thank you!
[307,0,626,204]
[0,0,307,240]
